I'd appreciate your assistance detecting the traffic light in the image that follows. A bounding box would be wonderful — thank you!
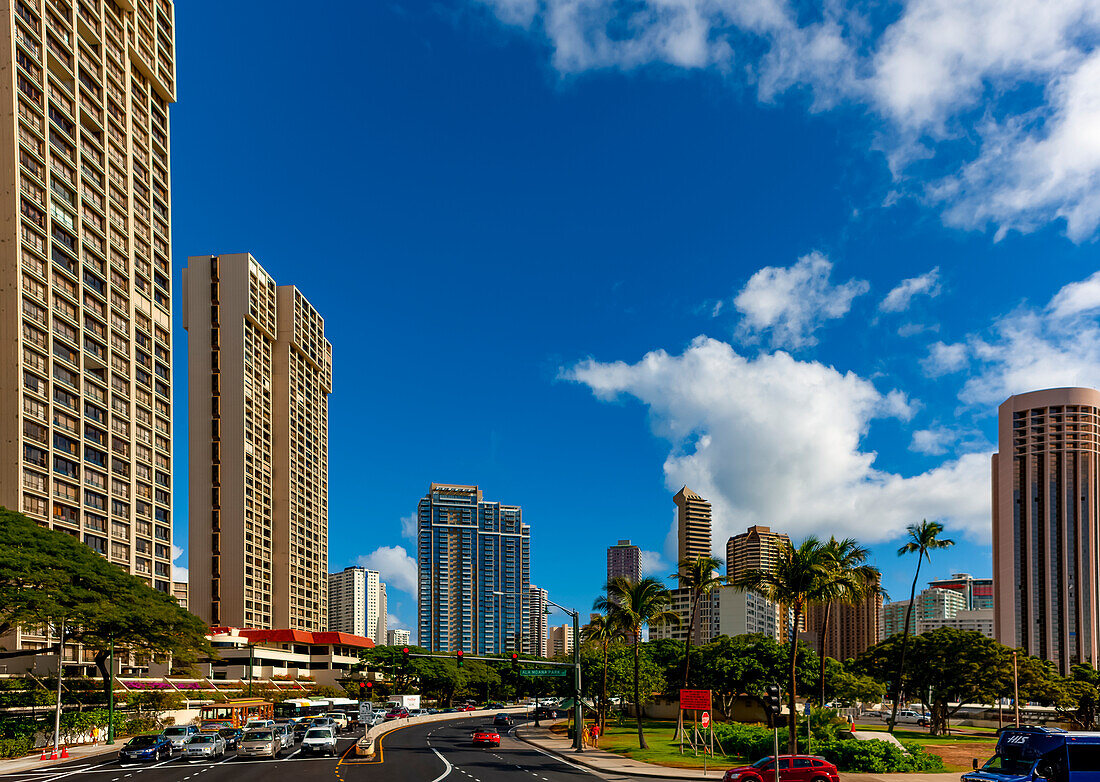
[359,682,366,697]
[456,650,464,668]
[511,653,519,672]
[763,684,781,727]
[402,647,410,668]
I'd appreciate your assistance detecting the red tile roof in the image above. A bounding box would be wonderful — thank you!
[209,627,375,648]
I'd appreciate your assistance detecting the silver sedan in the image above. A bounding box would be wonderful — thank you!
[182,733,226,760]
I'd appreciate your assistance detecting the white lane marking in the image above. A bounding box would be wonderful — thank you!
[429,748,454,782]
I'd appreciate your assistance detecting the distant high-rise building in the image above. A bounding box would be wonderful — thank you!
[184,253,332,631]
[173,582,189,612]
[914,587,967,631]
[714,586,779,640]
[993,388,1100,674]
[328,566,368,636]
[928,573,994,611]
[607,540,641,584]
[0,0,178,665]
[417,484,530,653]
[548,625,573,657]
[387,629,411,647]
[726,526,792,581]
[882,600,911,637]
[804,575,882,661]
[674,487,712,564]
[528,585,548,657]
[376,583,388,646]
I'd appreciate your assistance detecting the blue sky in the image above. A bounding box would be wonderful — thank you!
[170,0,1100,634]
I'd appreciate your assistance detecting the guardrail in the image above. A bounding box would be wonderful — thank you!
[355,706,528,759]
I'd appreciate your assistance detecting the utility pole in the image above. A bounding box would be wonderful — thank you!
[248,644,255,698]
[106,637,115,745]
[1013,651,1020,728]
[52,621,65,757]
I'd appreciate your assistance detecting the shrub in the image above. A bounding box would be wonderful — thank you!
[711,722,774,759]
[0,737,34,759]
[812,738,946,773]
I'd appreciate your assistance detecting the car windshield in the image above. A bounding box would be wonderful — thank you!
[188,736,212,744]
[246,731,273,741]
[218,729,237,737]
[983,755,1036,775]
[305,729,332,738]
[164,728,188,736]
[126,735,159,747]
[752,757,774,769]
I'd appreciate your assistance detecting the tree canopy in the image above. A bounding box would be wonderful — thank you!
[0,507,213,690]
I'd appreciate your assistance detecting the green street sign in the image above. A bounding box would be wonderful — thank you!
[521,669,567,678]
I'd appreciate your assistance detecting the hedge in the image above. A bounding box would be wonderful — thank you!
[709,723,946,773]
[0,737,34,759]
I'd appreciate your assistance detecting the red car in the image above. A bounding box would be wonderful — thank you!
[723,756,840,782]
[471,729,501,747]
[460,705,477,712]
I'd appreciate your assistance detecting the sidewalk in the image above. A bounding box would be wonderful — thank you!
[514,723,961,782]
[0,743,118,775]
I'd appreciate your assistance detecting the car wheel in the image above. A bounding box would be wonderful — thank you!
[811,776,830,782]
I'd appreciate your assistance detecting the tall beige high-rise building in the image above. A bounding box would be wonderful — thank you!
[803,574,882,661]
[993,387,1100,674]
[673,486,711,564]
[548,624,573,657]
[527,585,548,657]
[726,525,791,580]
[0,0,177,663]
[183,253,331,632]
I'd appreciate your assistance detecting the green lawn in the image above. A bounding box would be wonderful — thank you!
[856,724,998,745]
[553,719,748,770]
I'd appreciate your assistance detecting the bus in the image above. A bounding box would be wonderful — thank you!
[199,699,273,728]
[273,698,328,719]
[963,727,1100,782]
[326,698,361,725]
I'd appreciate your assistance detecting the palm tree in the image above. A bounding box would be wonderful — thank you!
[889,519,954,733]
[730,537,837,755]
[672,555,725,739]
[581,607,626,733]
[816,537,881,708]
[596,576,679,749]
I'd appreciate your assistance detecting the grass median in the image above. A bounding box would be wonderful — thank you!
[551,719,748,770]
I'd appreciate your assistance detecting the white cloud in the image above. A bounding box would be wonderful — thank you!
[356,546,418,594]
[478,0,1100,241]
[566,336,991,544]
[880,268,941,313]
[921,341,969,376]
[910,427,956,455]
[639,549,667,577]
[400,514,417,541]
[171,545,187,584]
[1048,270,1100,320]
[733,252,869,349]
[385,613,406,630]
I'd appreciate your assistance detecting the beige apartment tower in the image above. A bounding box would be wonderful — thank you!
[183,253,332,632]
[804,575,882,661]
[673,486,712,563]
[726,525,791,580]
[0,0,178,662]
[992,387,1100,674]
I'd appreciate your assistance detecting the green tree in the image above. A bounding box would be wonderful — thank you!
[694,634,819,717]
[890,520,954,732]
[0,508,213,695]
[581,609,626,731]
[820,657,885,707]
[816,537,880,707]
[730,536,836,755]
[596,576,678,749]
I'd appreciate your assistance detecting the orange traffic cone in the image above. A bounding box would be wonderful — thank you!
[60,747,69,759]
[40,749,49,761]
[48,750,58,761]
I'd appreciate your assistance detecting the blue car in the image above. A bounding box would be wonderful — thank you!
[963,727,1100,782]
[117,733,172,762]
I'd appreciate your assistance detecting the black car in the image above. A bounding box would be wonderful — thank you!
[217,728,243,750]
[293,720,313,740]
[493,714,512,727]
[117,733,172,762]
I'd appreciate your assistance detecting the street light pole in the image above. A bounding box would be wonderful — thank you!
[547,598,583,753]
[248,644,254,698]
[106,637,115,745]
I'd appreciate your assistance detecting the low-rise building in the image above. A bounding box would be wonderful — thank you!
[917,609,995,637]
[199,627,374,687]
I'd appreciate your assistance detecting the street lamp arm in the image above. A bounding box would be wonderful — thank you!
[545,598,578,618]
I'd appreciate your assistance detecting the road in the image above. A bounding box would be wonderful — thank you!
[0,717,642,782]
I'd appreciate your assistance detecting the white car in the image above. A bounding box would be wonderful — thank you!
[301,727,338,756]
[325,712,349,731]
[891,709,930,726]
[182,733,226,760]
[273,724,294,749]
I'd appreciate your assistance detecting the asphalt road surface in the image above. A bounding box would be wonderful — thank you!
[0,718,645,782]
